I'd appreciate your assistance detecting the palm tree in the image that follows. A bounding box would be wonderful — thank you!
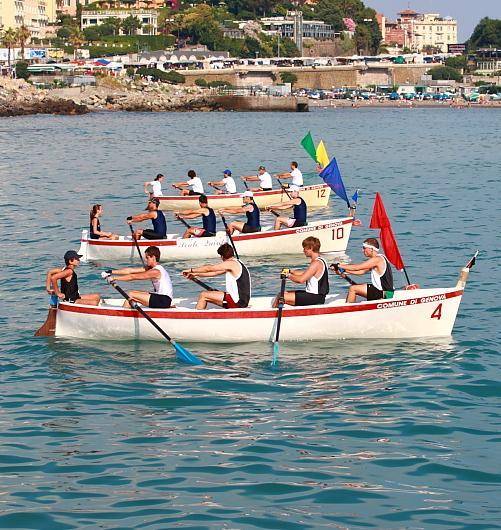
[108,17,123,36]
[1,28,18,69]
[16,25,31,59]
[69,27,85,59]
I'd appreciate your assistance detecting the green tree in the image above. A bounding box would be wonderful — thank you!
[84,27,101,42]
[445,55,467,71]
[15,60,30,80]
[1,28,18,67]
[175,5,223,49]
[57,26,72,39]
[16,25,31,58]
[428,65,462,82]
[69,27,85,58]
[195,78,208,86]
[280,71,298,86]
[468,17,501,49]
[107,17,123,36]
[314,0,381,54]
[122,15,142,36]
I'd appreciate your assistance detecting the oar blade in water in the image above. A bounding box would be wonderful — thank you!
[271,341,280,366]
[172,340,203,365]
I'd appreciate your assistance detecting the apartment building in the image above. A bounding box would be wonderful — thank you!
[81,9,158,35]
[0,0,57,37]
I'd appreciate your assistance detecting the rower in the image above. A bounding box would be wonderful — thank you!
[127,197,167,240]
[274,236,328,307]
[107,246,173,309]
[241,165,273,192]
[182,243,251,310]
[144,173,164,199]
[175,194,217,239]
[89,204,119,240]
[219,190,261,235]
[172,170,204,196]
[46,250,101,306]
[275,161,303,187]
[332,237,394,303]
[208,169,237,195]
[267,185,307,230]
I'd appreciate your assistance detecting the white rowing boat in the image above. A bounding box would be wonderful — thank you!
[78,217,354,262]
[158,184,331,211]
[53,260,473,344]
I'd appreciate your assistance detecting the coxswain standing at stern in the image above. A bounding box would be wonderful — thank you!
[182,243,251,310]
[219,190,261,235]
[332,238,394,303]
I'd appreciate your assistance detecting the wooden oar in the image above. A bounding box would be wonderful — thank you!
[242,178,250,190]
[276,177,292,200]
[330,263,358,286]
[220,214,240,260]
[175,214,191,229]
[183,273,216,292]
[128,222,155,289]
[271,270,288,366]
[103,274,202,365]
[34,294,59,337]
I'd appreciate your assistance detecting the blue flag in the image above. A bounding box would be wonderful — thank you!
[319,158,350,208]
[352,189,359,204]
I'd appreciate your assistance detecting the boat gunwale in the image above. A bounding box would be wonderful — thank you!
[58,289,463,320]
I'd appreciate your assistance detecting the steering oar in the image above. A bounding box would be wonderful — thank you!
[102,273,202,365]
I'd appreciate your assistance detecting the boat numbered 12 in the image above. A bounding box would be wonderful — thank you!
[158,184,331,211]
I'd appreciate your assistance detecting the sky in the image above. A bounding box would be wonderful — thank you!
[366,0,501,41]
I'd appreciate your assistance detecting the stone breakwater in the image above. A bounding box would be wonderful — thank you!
[0,78,220,117]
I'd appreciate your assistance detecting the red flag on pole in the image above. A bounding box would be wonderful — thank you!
[369,193,405,271]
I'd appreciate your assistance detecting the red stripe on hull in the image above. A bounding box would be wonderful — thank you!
[59,290,463,320]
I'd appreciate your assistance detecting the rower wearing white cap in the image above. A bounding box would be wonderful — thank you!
[241,166,273,192]
[266,185,307,230]
[218,191,261,235]
[332,237,394,303]
[208,169,237,195]
[275,161,303,187]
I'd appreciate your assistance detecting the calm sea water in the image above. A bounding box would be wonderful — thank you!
[0,108,500,529]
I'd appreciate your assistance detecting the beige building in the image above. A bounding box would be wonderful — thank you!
[412,13,458,52]
[81,9,158,35]
[0,0,57,37]
[397,10,458,53]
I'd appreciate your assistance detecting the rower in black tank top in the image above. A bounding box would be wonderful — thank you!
[90,218,101,239]
[61,268,80,302]
[242,202,261,234]
[292,197,307,227]
[202,207,217,236]
[236,260,251,307]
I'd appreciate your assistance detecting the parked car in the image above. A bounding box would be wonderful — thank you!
[389,92,400,100]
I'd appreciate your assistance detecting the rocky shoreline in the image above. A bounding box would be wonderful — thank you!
[0,77,221,117]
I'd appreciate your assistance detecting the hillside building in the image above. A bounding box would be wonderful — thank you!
[0,0,57,37]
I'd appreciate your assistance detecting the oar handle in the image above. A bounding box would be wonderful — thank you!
[242,179,250,190]
[184,274,216,292]
[175,214,191,229]
[266,209,280,217]
[330,263,357,286]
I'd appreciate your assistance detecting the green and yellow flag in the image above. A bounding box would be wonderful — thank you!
[300,131,317,162]
[316,140,330,168]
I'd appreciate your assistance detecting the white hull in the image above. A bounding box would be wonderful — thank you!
[158,184,331,211]
[55,287,464,343]
[78,218,353,262]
